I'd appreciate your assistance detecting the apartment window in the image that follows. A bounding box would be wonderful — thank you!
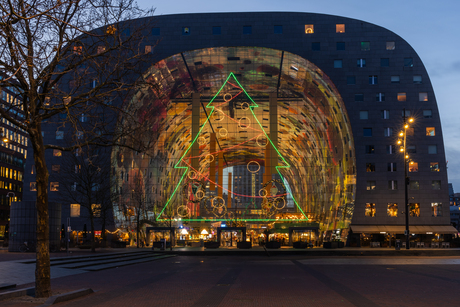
[151,27,160,35]
[74,165,81,173]
[361,41,370,51]
[63,96,71,105]
[386,41,395,50]
[409,162,418,172]
[243,25,252,34]
[423,110,432,118]
[363,128,372,137]
[52,165,60,173]
[391,76,400,83]
[71,182,77,191]
[367,181,376,191]
[305,24,314,34]
[333,60,343,68]
[397,93,406,101]
[30,182,37,191]
[70,204,80,217]
[369,75,378,85]
[419,92,428,101]
[56,131,64,140]
[274,25,282,34]
[355,94,364,101]
[213,26,221,35]
[97,46,105,54]
[347,76,356,85]
[384,127,393,137]
[357,58,366,67]
[311,42,320,51]
[430,162,440,172]
[376,93,385,102]
[432,180,441,190]
[431,203,442,217]
[365,203,376,217]
[366,163,375,172]
[387,203,398,217]
[359,111,369,119]
[381,110,390,119]
[413,75,422,84]
[402,109,411,118]
[388,163,397,172]
[182,27,190,35]
[76,131,83,140]
[336,24,345,33]
[428,145,437,154]
[92,204,101,218]
[426,127,435,136]
[53,149,62,157]
[365,145,375,154]
[50,182,59,191]
[388,180,398,190]
[404,57,413,67]
[336,42,345,50]
[407,145,416,153]
[387,145,394,154]
[409,180,420,190]
[410,203,420,217]
[380,58,389,67]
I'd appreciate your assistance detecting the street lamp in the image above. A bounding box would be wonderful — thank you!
[397,109,414,250]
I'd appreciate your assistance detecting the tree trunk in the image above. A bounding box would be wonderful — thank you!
[31,127,51,298]
[136,212,140,248]
[90,212,96,253]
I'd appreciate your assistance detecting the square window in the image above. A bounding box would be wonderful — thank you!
[357,58,366,67]
[397,93,406,101]
[53,149,62,157]
[30,182,37,191]
[50,182,59,191]
[388,162,397,172]
[243,25,252,34]
[312,42,320,51]
[336,24,345,33]
[359,111,369,119]
[387,203,398,217]
[56,131,64,139]
[361,41,370,51]
[274,25,282,34]
[409,180,420,190]
[366,181,376,191]
[391,76,400,83]
[182,27,190,35]
[410,203,420,217]
[376,93,385,102]
[151,27,160,35]
[305,24,314,34]
[404,57,413,67]
[347,76,356,85]
[409,162,418,172]
[365,145,375,154]
[386,41,395,50]
[97,46,106,54]
[336,42,345,50]
[419,92,428,101]
[407,145,416,153]
[431,203,442,217]
[363,128,372,137]
[387,145,394,154]
[70,204,80,217]
[355,94,364,101]
[384,127,393,137]
[333,60,343,68]
[381,58,389,67]
[369,75,378,85]
[144,45,152,54]
[402,109,411,118]
[213,26,221,35]
[381,110,390,119]
[52,165,60,173]
[426,127,435,136]
[432,180,441,190]
[423,110,432,118]
[428,145,437,154]
[430,162,440,172]
[365,203,376,216]
[389,180,398,190]
[366,163,375,172]
[413,75,422,84]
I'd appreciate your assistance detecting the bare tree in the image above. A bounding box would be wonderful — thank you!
[0,0,155,297]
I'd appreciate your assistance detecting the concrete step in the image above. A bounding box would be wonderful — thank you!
[48,251,154,266]
[59,252,164,269]
[82,254,176,271]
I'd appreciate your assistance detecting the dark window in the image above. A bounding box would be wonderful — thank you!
[376,93,385,102]
[274,25,283,34]
[369,75,378,85]
[363,128,372,137]
[366,163,375,172]
[212,26,221,35]
[347,76,356,85]
[355,94,364,101]
[122,28,130,36]
[336,42,345,50]
[381,58,389,67]
[151,27,160,35]
[182,27,190,35]
[387,163,397,172]
[333,60,342,68]
[357,58,366,67]
[361,41,370,51]
[407,145,416,154]
[423,110,432,118]
[243,26,252,34]
[365,145,375,154]
[404,57,413,67]
[312,42,320,51]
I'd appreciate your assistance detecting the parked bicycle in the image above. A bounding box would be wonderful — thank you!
[19,241,31,252]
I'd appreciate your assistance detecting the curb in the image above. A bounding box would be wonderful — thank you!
[0,283,16,291]
[39,288,94,306]
[0,287,35,301]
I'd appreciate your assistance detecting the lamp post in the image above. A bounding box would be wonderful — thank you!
[397,109,414,250]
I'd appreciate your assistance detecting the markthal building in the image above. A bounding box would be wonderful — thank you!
[21,12,455,248]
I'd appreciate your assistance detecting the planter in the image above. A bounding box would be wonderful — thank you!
[237,241,252,249]
[293,241,307,249]
[204,241,220,249]
[266,241,281,249]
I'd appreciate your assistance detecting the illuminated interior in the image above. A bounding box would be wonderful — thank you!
[112,47,356,239]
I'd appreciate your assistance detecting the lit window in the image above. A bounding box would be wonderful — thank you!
[381,58,389,67]
[145,45,152,54]
[97,46,106,54]
[381,110,390,119]
[369,75,378,85]
[430,162,439,172]
[404,57,413,67]
[409,180,420,190]
[52,165,60,173]
[182,27,190,35]
[333,60,343,68]
[423,110,432,118]
[388,163,397,172]
[30,182,37,191]
[386,41,395,50]
[409,162,418,172]
[336,42,345,50]
[361,41,370,51]
[419,92,428,101]
[106,25,116,35]
[426,127,435,136]
[311,42,320,51]
[355,94,364,101]
[56,131,64,139]
[70,204,80,217]
[357,58,366,67]
[243,25,252,34]
[363,128,372,137]
[365,203,376,216]
[274,25,282,34]
[432,180,441,190]
[53,149,62,157]
[305,24,314,34]
[336,24,345,33]
[63,96,71,105]
[410,203,420,217]
[359,111,368,119]
[376,93,385,102]
[73,46,82,55]
[428,145,437,154]
[387,203,398,217]
[347,76,356,85]
[391,76,400,83]
[50,182,59,191]
[366,163,375,172]
[92,204,101,217]
[151,27,160,35]
[384,127,393,137]
[388,180,398,190]
[366,181,376,190]
[413,75,422,84]
[431,203,442,217]
[397,93,406,101]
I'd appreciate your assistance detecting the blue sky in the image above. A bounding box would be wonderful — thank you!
[138,0,460,192]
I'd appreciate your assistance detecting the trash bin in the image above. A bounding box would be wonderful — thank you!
[395,239,401,250]
[160,238,166,250]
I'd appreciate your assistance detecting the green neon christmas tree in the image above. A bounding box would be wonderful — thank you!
[156,73,308,222]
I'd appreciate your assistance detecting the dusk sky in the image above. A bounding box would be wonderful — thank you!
[138,0,460,192]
